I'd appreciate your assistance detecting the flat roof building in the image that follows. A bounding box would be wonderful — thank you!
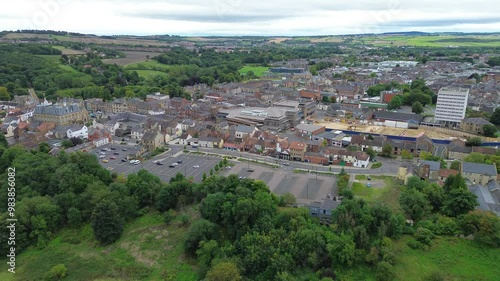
[435,87,469,126]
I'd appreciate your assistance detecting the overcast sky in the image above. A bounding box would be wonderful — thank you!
[2,0,500,36]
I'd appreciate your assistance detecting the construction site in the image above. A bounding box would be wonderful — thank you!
[314,120,498,142]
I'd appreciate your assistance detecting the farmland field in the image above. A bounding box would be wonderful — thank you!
[363,34,500,47]
[52,45,86,55]
[103,51,163,66]
[238,65,270,77]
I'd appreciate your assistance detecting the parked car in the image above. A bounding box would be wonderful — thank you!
[247,169,255,172]
[193,165,199,168]
[122,148,128,151]
[172,162,178,166]
[110,156,116,160]
[367,176,371,181]
[169,164,176,168]
[121,159,127,162]
[113,152,119,155]
[110,147,116,150]
[99,155,106,159]
[283,163,290,166]
[156,162,163,165]
[102,159,109,163]
[176,160,183,164]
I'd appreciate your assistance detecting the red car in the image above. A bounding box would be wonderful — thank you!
[110,156,116,160]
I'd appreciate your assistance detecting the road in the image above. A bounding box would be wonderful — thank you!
[176,145,401,176]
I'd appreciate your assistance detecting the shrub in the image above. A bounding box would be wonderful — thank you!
[425,272,447,281]
[179,214,190,226]
[43,264,67,281]
[372,162,382,169]
[376,261,395,281]
[407,239,424,250]
[414,227,435,246]
[163,209,177,224]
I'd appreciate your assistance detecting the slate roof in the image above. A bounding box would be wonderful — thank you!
[236,125,255,133]
[34,104,83,116]
[419,160,441,171]
[462,162,498,176]
[469,184,500,215]
[462,117,493,125]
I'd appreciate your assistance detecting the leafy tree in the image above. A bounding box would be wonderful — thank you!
[465,137,482,146]
[126,169,162,208]
[422,183,445,212]
[279,193,296,206]
[399,189,432,221]
[184,219,216,256]
[459,210,500,247]
[43,264,67,281]
[326,232,356,267]
[322,95,331,103]
[365,147,376,159]
[411,101,424,114]
[67,207,82,227]
[401,149,413,160]
[91,200,124,245]
[483,124,497,137]
[0,132,8,148]
[450,160,461,170]
[205,262,242,281]
[37,142,51,153]
[0,86,11,100]
[330,96,337,103]
[381,143,393,158]
[463,152,485,163]
[407,176,428,191]
[61,140,74,149]
[442,188,478,217]
[490,107,500,125]
[387,95,402,110]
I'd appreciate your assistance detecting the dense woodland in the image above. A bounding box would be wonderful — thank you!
[0,137,498,281]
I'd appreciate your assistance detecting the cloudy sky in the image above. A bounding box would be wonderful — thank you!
[2,0,500,36]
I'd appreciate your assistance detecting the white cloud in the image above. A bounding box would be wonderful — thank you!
[1,0,499,35]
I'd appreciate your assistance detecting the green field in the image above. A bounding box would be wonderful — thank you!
[134,70,168,79]
[238,65,269,77]
[337,235,500,281]
[124,60,170,70]
[38,55,85,74]
[0,210,199,281]
[352,176,403,212]
[363,35,500,47]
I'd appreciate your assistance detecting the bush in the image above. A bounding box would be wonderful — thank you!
[372,162,382,169]
[376,261,395,281]
[179,214,190,226]
[414,227,435,246]
[163,209,177,224]
[43,264,68,281]
[407,239,424,250]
